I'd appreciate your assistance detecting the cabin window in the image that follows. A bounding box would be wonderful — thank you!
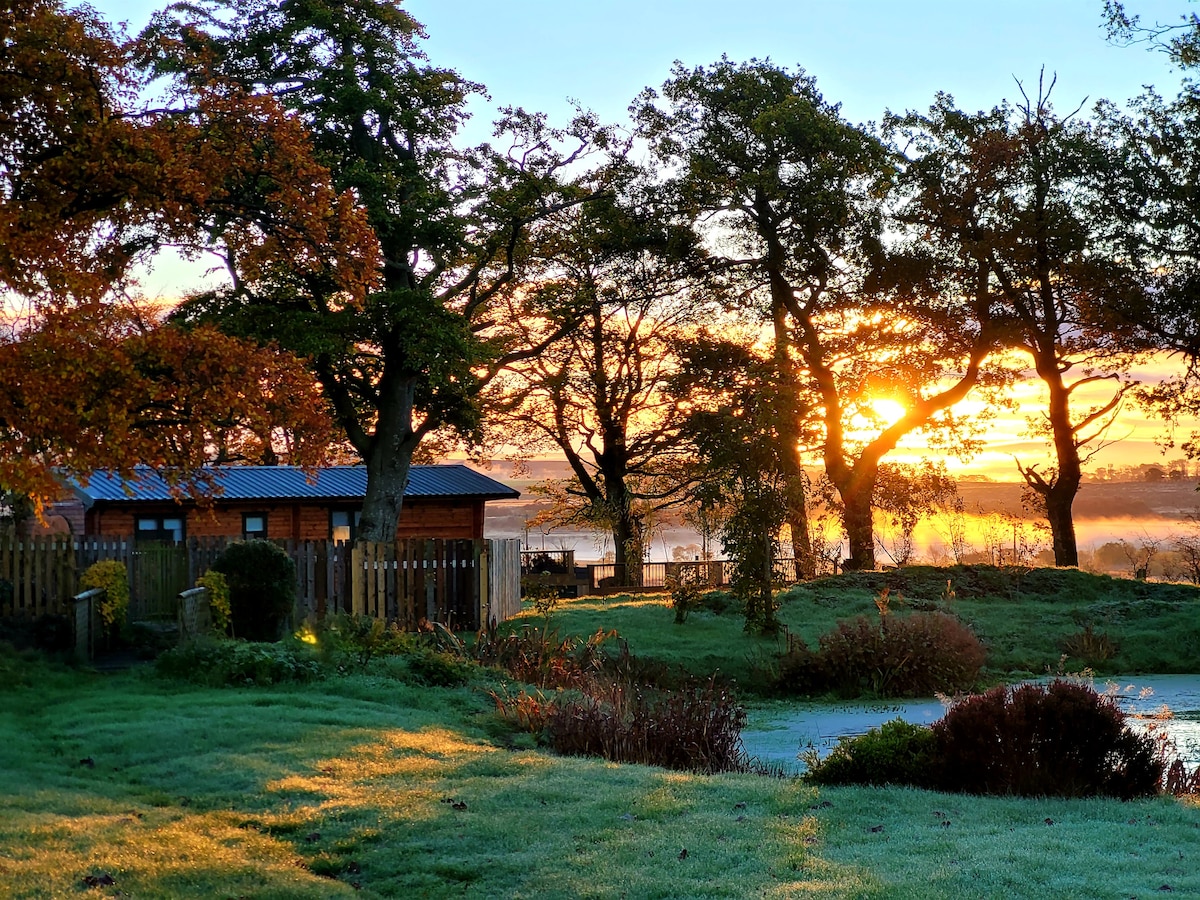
[136,516,185,543]
[242,513,268,540]
[330,509,362,543]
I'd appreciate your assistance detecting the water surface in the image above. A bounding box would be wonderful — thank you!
[742,675,1200,775]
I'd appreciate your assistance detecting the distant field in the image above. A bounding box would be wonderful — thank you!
[482,474,1200,567]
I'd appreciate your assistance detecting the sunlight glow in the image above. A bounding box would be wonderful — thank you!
[871,398,907,427]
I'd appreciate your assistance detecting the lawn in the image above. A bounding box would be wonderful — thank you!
[2,566,1199,898]
[529,566,1200,687]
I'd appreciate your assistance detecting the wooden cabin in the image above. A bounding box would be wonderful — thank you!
[53,465,518,542]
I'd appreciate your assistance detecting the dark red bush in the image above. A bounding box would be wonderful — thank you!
[547,677,749,773]
[933,680,1162,799]
[495,677,750,774]
[797,612,985,698]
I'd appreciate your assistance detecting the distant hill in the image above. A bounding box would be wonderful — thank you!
[466,459,1200,521]
[956,480,1199,519]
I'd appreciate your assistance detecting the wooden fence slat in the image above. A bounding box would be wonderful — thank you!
[436,539,447,625]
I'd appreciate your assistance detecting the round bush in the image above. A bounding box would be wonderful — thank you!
[804,718,940,788]
[933,680,1163,799]
[811,612,986,698]
[210,540,296,641]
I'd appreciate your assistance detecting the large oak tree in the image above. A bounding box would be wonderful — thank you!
[888,84,1153,566]
[145,0,602,540]
[1,0,368,505]
[638,59,997,571]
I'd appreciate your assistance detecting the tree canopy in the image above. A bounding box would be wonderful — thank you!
[5,0,1198,576]
[1,0,366,506]
[145,0,607,540]
[637,58,1001,571]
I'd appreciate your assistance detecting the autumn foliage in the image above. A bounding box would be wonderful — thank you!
[0,0,379,504]
[0,306,336,504]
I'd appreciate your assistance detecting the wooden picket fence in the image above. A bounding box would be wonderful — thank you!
[1,533,521,632]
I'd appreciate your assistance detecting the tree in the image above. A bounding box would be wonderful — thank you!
[1,305,335,504]
[1104,2,1200,68]
[638,58,997,571]
[673,333,790,632]
[492,166,711,583]
[1,0,366,506]
[144,0,603,541]
[888,83,1153,566]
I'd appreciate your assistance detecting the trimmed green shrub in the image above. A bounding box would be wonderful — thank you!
[933,680,1163,799]
[155,637,322,686]
[322,614,414,668]
[210,540,295,641]
[804,718,940,788]
[405,647,476,686]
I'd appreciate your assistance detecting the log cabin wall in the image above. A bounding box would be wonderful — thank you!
[79,498,486,541]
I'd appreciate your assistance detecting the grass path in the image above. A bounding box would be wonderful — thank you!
[2,658,1198,898]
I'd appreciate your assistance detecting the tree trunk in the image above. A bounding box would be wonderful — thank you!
[353,376,423,543]
[753,522,778,632]
[1044,483,1079,567]
[611,511,644,587]
[1028,351,1083,567]
[841,486,876,571]
[772,304,816,578]
[357,440,414,542]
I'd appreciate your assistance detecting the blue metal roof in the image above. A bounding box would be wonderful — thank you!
[72,465,519,504]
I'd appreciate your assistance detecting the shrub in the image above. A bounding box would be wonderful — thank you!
[804,718,940,788]
[405,646,476,686]
[79,560,130,631]
[1061,623,1119,667]
[665,575,702,624]
[771,635,827,696]
[933,680,1162,799]
[155,637,322,686]
[196,570,231,635]
[319,614,413,668]
[210,540,296,641]
[497,676,750,774]
[777,612,986,698]
[699,590,736,616]
[470,622,617,690]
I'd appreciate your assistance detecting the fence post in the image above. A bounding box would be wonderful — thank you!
[178,586,210,641]
[72,588,103,662]
[350,542,364,616]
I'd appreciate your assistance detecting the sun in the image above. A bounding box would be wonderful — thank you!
[872,397,907,426]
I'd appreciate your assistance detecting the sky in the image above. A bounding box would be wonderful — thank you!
[94,0,1192,135]
[85,0,1199,479]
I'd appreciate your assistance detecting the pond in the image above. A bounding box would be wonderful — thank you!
[741,675,1200,775]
